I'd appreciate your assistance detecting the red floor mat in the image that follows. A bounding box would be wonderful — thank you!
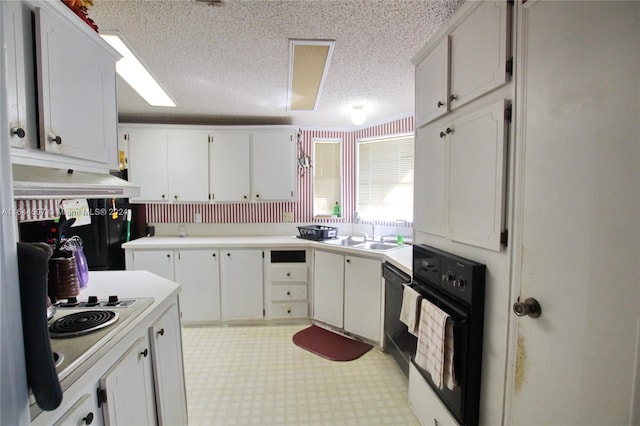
[292,325,373,361]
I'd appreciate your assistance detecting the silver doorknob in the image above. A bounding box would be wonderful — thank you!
[513,298,541,318]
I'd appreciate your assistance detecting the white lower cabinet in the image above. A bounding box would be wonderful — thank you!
[343,255,382,343]
[126,249,221,323]
[313,250,344,328]
[220,249,264,321]
[149,303,188,426]
[409,362,458,426]
[100,336,157,426]
[99,303,187,426]
[174,250,221,323]
[313,249,383,344]
[53,394,100,426]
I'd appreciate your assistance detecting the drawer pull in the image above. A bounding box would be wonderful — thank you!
[286,291,291,296]
[83,412,94,425]
[140,348,148,357]
[286,272,291,277]
[157,328,165,337]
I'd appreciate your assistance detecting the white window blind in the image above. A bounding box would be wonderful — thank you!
[357,134,414,221]
[314,139,341,216]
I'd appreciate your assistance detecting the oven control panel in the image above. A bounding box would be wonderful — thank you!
[55,296,138,308]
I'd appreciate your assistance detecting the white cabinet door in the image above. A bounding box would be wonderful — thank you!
[166,130,209,202]
[446,100,507,250]
[409,363,458,426]
[149,304,188,426]
[131,250,174,281]
[414,125,447,237]
[175,249,221,322]
[251,130,296,201]
[414,100,507,251]
[415,37,449,128]
[53,393,100,426]
[3,0,36,150]
[100,337,156,426]
[344,255,382,342]
[33,6,117,165]
[220,249,264,320]
[209,131,251,202]
[448,0,510,110]
[312,250,344,328]
[127,128,170,203]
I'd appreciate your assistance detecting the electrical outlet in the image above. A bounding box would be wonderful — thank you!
[282,212,294,222]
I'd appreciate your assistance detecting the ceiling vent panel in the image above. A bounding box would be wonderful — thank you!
[288,40,335,111]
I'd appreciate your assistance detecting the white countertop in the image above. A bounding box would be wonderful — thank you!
[123,236,413,275]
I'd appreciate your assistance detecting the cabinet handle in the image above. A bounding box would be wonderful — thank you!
[82,412,94,425]
[256,194,260,198]
[157,328,165,337]
[161,194,166,199]
[212,253,216,257]
[449,94,457,102]
[286,272,291,277]
[50,134,62,144]
[140,348,148,357]
[166,254,171,258]
[346,259,351,263]
[227,252,231,257]
[446,127,453,134]
[243,195,248,199]
[174,195,178,200]
[437,100,444,108]
[439,131,447,138]
[11,127,25,138]
[286,291,291,295]
[287,309,291,314]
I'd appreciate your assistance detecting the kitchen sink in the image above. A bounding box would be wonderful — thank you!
[357,241,400,251]
[322,237,366,247]
[321,238,401,251]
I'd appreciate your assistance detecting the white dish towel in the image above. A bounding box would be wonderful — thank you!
[399,285,421,336]
[414,298,456,390]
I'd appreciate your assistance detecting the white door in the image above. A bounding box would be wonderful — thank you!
[251,130,296,201]
[508,1,640,424]
[132,250,174,281]
[220,249,263,320]
[313,250,344,328]
[167,129,209,202]
[415,37,449,127]
[149,304,188,426]
[175,249,221,322]
[100,337,156,426]
[344,255,382,342]
[128,128,169,202]
[209,131,251,202]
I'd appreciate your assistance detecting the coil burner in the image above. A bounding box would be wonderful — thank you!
[49,310,119,338]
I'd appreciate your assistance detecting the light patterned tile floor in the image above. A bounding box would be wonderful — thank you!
[182,324,419,426]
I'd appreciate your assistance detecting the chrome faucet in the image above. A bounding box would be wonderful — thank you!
[359,223,375,241]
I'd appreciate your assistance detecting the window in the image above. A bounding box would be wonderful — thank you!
[357,134,414,222]
[313,138,342,217]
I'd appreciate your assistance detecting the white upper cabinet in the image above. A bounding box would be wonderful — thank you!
[413,0,511,127]
[6,0,120,171]
[415,37,450,128]
[414,100,508,251]
[33,4,119,167]
[251,130,296,201]
[125,126,209,203]
[208,131,252,202]
[3,1,36,150]
[166,129,210,202]
[209,128,297,202]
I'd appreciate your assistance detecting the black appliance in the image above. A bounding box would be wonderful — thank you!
[385,244,486,426]
[383,261,415,377]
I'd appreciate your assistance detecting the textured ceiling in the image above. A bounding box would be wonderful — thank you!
[90,0,465,128]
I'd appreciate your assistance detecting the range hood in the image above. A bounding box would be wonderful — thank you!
[12,164,140,199]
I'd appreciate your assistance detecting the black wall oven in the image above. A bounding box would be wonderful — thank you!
[385,244,485,426]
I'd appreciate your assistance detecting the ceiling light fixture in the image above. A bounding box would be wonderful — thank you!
[287,39,335,111]
[100,32,176,107]
[351,105,366,126]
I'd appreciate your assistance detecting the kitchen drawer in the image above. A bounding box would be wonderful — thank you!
[270,264,307,282]
[270,302,308,319]
[271,284,307,301]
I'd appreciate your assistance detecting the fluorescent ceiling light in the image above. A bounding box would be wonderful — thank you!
[100,33,176,107]
[288,40,335,111]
